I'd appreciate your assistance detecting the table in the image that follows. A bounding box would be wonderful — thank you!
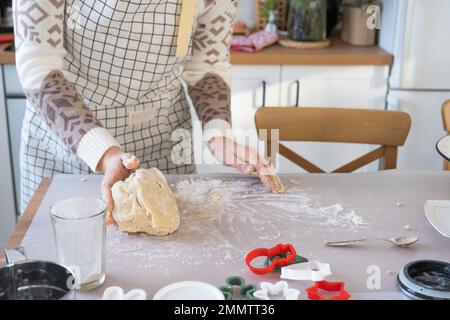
[3,170,450,300]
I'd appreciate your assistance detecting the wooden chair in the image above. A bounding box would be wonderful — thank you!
[255,107,411,173]
[442,100,450,170]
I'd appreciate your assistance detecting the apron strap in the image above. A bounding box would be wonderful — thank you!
[176,0,197,57]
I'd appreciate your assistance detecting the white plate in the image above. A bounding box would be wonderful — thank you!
[436,135,450,161]
[424,200,450,238]
[153,281,225,300]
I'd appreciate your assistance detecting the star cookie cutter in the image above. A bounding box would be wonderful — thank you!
[253,281,300,300]
[265,254,308,272]
[306,281,351,300]
[101,286,147,300]
[246,243,297,275]
[219,276,259,300]
[281,260,332,281]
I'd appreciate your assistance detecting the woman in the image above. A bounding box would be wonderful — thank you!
[13,0,281,220]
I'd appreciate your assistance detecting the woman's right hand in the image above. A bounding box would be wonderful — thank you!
[98,147,140,225]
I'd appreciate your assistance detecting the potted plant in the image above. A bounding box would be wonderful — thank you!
[261,0,279,33]
[287,0,327,41]
[261,0,279,17]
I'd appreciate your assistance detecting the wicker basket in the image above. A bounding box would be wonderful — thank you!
[254,0,289,31]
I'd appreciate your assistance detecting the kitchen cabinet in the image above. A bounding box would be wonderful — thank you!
[3,64,24,96]
[6,98,27,210]
[276,65,390,173]
[0,67,17,247]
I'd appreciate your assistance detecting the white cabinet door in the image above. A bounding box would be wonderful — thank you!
[195,66,281,174]
[7,99,27,211]
[0,69,17,247]
[388,90,449,171]
[3,65,24,96]
[277,66,389,173]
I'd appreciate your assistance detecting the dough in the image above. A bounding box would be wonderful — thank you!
[112,168,180,236]
[259,165,286,194]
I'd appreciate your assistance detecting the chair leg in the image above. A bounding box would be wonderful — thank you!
[444,160,450,171]
[382,146,398,170]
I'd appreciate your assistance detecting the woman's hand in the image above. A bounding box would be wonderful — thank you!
[98,147,140,225]
[208,136,285,193]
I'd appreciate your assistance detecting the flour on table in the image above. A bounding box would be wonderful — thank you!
[106,177,371,270]
[174,178,371,233]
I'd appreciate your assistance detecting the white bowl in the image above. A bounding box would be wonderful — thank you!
[153,281,225,300]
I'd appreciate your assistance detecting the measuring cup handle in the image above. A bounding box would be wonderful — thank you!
[4,246,28,264]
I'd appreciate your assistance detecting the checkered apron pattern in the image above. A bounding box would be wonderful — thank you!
[20,0,197,211]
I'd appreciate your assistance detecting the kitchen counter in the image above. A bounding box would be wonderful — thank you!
[231,37,393,66]
[3,170,450,300]
[0,37,393,66]
[0,42,14,64]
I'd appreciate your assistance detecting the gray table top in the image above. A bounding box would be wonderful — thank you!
[20,170,450,300]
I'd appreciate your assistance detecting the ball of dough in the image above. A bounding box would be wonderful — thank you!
[111,168,180,236]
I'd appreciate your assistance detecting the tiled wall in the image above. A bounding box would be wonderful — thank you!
[237,0,255,27]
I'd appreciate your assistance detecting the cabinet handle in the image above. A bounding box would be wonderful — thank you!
[261,80,267,107]
[295,80,300,107]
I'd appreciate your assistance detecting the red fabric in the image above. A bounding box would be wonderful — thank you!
[231,31,279,53]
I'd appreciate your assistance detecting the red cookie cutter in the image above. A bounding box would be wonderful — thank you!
[245,244,297,275]
[306,281,351,300]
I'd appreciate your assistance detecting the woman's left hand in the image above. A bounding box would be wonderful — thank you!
[208,136,285,193]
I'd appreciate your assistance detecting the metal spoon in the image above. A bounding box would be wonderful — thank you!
[325,236,419,248]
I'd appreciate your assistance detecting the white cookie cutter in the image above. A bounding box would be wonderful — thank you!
[253,281,300,300]
[281,260,332,281]
[101,286,147,300]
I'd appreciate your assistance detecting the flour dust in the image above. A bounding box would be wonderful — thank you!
[106,177,370,271]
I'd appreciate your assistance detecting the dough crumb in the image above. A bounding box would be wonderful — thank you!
[396,202,403,207]
[197,212,215,220]
[209,192,223,206]
[80,178,87,182]
[259,227,265,232]
[386,270,396,276]
[290,179,301,185]
[403,224,412,231]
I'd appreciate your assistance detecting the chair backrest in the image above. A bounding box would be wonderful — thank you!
[442,100,450,170]
[255,107,411,173]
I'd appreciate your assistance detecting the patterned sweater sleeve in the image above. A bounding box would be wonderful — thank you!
[183,0,239,141]
[13,0,119,172]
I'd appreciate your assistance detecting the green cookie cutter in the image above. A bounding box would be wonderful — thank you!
[219,276,259,300]
[265,254,308,272]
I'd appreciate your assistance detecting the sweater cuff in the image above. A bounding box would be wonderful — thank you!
[203,119,233,143]
[77,127,120,172]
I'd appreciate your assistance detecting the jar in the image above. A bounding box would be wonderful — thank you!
[287,0,327,42]
[341,1,380,46]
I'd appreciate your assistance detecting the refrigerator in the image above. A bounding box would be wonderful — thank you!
[379,0,450,170]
